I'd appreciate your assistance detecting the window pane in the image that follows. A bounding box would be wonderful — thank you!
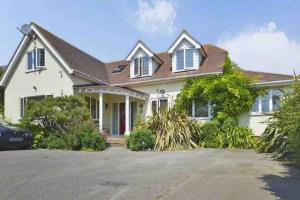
[142,57,149,75]
[176,50,184,71]
[33,50,36,69]
[185,49,194,68]
[252,96,260,112]
[37,49,45,66]
[159,99,168,113]
[91,97,97,119]
[195,99,209,118]
[272,90,282,111]
[151,100,157,115]
[261,94,269,112]
[27,52,33,70]
[134,58,139,75]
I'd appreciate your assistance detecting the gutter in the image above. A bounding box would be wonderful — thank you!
[112,71,222,86]
[251,79,295,87]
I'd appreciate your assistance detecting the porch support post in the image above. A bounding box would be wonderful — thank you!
[125,94,130,135]
[99,92,103,132]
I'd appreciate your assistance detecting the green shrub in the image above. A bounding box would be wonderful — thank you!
[64,132,82,150]
[32,131,46,149]
[126,129,154,151]
[199,119,256,149]
[81,128,106,151]
[137,108,201,151]
[44,135,66,149]
[199,121,224,148]
[259,81,300,164]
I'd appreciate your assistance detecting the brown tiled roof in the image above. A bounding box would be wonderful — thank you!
[32,23,109,84]
[32,22,294,86]
[242,70,294,82]
[107,45,227,85]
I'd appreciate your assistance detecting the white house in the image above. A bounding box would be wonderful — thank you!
[0,22,295,136]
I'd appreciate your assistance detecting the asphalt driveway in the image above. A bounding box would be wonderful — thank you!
[0,148,299,200]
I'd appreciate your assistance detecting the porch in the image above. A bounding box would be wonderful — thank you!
[74,85,149,136]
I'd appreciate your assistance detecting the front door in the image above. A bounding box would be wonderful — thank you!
[119,103,125,135]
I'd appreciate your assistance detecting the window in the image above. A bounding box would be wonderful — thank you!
[27,48,45,70]
[85,96,99,120]
[175,48,196,71]
[251,89,283,114]
[37,49,45,67]
[151,98,168,114]
[20,95,52,118]
[191,99,213,119]
[133,56,150,77]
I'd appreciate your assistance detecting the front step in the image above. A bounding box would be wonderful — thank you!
[106,136,126,147]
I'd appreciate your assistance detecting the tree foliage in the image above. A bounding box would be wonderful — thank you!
[175,56,263,122]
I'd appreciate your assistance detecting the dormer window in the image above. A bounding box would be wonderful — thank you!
[134,56,149,77]
[175,48,196,71]
[168,31,206,73]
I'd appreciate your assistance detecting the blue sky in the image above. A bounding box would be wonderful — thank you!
[1,0,300,74]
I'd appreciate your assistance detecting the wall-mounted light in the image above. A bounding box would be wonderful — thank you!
[33,86,37,92]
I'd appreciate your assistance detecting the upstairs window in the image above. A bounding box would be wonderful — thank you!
[133,56,150,77]
[27,48,45,71]
[175,48,196,71]
[251,89,283,114]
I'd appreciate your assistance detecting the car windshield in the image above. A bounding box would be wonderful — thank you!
[0,119,9,126]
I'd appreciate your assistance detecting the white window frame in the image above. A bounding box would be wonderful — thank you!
[133,57,150,78]
[27,48,45,72]
[251,89,283,115]
[192,100,213,120]
[151,98,169,114]
[175,48,197,72]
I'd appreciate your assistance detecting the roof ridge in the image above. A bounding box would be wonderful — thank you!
[32,22,105,65]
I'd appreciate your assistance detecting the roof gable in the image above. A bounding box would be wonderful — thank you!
[167,30,202,53]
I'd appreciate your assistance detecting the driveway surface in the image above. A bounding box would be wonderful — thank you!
[0,148,299,200]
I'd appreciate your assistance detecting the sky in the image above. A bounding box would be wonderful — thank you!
[1,0,300,74]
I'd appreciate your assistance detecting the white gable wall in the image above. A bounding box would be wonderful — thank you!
[4,38,75,123]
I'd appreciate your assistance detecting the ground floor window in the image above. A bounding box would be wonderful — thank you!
[190,98,213,119]
[251,89,283,114]
[20,95,52,118]
[151,98,168,114]
[85,96,99,120]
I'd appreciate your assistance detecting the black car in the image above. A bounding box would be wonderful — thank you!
[0,120,33,149]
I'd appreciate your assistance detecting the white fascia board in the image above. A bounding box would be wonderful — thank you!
[168,32,201,54]
[31,25,74,74]
[126,42,154,61]
[0,36,29,86]
[251,79,294,87]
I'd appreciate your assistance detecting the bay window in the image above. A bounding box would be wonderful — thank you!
[134,56,150,77]
[251,89,283,113]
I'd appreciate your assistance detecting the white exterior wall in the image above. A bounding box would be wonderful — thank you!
[4,38,76,123]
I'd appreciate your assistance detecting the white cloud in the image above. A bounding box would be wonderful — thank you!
[134,0,176,35]
[218,22,300,75]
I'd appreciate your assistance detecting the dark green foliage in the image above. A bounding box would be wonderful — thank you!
[199,121,224,148]
[176,56,263,122]
[199,118,256,149]
[136,108,201,151]
[44,135,66,149]
[19,95,106,151]
[259,82,300,164]
[81,128,106,151]
[126,129,155,151]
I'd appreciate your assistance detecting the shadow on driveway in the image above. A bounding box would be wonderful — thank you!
[260,164,300,200]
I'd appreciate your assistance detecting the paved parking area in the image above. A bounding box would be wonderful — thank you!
[0,148,299,200]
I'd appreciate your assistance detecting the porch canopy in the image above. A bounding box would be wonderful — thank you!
[74,85,149,135]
